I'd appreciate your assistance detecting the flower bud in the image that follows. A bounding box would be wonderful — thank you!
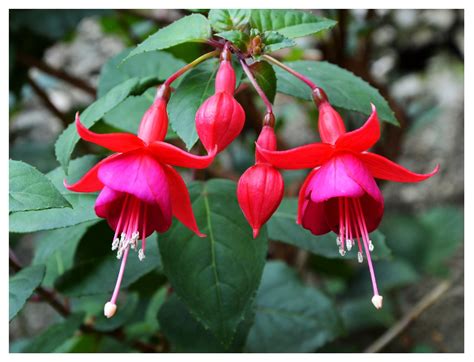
[237,126,284,238]
[317,100,346,145]
[138,85,170,143]
[195,86,245,153]
[215,50,236,94]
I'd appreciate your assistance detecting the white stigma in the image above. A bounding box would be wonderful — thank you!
[104,302,117,318]
[138,248,145,261]
[357,251,363,263]
[371,295,383,309]
[346,239,353,251]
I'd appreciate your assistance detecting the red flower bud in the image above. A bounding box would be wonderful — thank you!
[237,126,284,238]
[195,57,245,153]
[138,85,170,143]
[317,100,346,145]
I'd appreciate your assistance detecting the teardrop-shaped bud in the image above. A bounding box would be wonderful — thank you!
[215,47,236,94]
[195,92,245,153]
[312,87,346,144]
[138,85,170,143]
[237,163,284,238]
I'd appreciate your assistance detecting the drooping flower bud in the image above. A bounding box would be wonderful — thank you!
[312,87,346,144]
[138,84,170,143]
[195,48,245,153]
[237,121,284,238]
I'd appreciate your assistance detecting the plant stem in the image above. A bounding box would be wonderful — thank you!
[262,54,317,89]
[239,57,273,117]
[164,50,220,87]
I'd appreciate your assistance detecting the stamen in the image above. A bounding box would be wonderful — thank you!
[353,198,383,309]
[357,251,364,263]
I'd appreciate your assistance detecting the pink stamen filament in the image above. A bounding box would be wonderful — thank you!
[338,198,344,252]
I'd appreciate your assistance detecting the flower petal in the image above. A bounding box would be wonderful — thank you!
[335,104,380,152]
[162,165,205,237]
[256,143,334,170]
[297,168,319,225]
[75,112,145,152]
[63,154,119,192]
[147,141,216,169]
[301,198,332,235]
[97,150,172,228]
[359,152,440,182]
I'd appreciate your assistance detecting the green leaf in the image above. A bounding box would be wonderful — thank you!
[124,14,211,62]
[9,265,46,321]
[208,9,251,32]
[249,60,277,103]
[9,156,101,233]
[215,30,250,51]
[244,261,343,352]
[23,313,85,352]
[158,294,254,352]
[274,60,398,125]
[98,48,186,97]
[55,78,140,173]
[9,160,71,213]
[250,9,336,39]
[159,179,268,346]
[168,59,219,149]
[267,198,391,259]
[55,234,161,296]
[262,30,296,53]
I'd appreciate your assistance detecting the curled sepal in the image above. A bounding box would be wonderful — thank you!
[162,165,205,237]
[359,152,440,182]
[63,154,120,192]
[147,141,216,169]
[335,104,380,152]
[256,142,334,170]
[75,112,145,152]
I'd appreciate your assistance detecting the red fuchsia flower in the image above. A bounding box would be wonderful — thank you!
[257,89,439,309]
[64,85,215,318]
[237,114,284,238]
[195,46,245,153]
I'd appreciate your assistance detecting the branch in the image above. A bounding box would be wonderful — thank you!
[9,250,158,353]
[364,280,452,353]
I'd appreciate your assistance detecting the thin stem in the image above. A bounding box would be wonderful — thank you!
[239,57,273,116]
[164,50,219,87]
[262,54,317,89]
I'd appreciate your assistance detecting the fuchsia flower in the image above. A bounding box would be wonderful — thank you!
[195,47,245,153]
[64,85,215,317]
[258,89,439,309]
[237,116,284,238]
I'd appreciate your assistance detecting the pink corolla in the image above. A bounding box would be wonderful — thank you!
[64,85,215,317]
[258,92,439,309]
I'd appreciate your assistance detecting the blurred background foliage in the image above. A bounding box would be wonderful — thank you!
[9,9,463,353]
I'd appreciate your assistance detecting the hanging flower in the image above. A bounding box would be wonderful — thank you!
[237,114,284,238]
[64,85,215,317]
[257,94,439,309]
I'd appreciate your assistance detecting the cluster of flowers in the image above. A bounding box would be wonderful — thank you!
[65,44,438,318]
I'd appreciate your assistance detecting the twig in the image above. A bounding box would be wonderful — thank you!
[17,52,95,96]
[26,74,71,127]
[364,280,452,353]
[9,250,158,352]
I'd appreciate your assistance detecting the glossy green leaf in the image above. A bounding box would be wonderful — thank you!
[250,9,336,39]
[9,265,46,321]
[262,30,296,53]
[9,156,101,233]
[244,261,343,352]
[159,179,268,346]
[124,14,211,62]
[167,59,219,149]
[23,313,85,352]
[158,294,254,352]
[215,30,250,51]
[274,60,398,125]
[55,78,139,173]
[267,198,391,259]
[208,9,251,32]
[55,233,161,296]
[9,160,71,213]
[98,48,186,97]
[250,60,277,103]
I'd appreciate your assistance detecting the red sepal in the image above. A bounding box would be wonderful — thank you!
[147,141,216,169]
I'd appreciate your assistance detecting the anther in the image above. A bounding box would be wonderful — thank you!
[336,237,342,246]
[112,238,119,250]
[346,239,353,251]
[358,252,364,263]
[368,240,374,252]
[138,249,145,261]
[339,248,346,257]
